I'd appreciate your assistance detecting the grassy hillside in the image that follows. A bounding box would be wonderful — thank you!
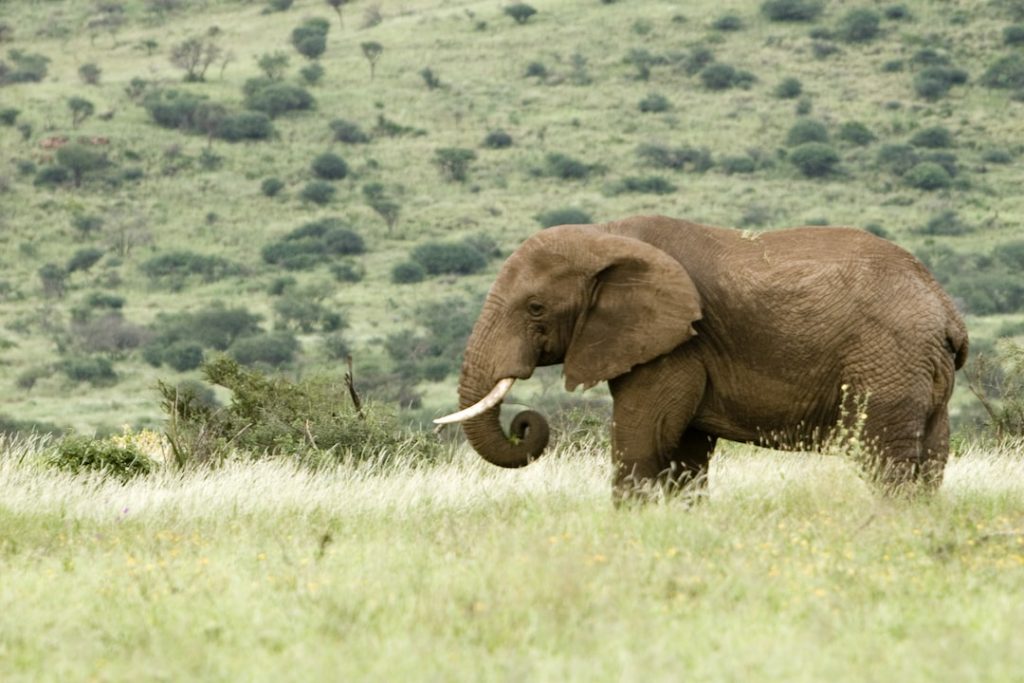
[1,0,1023,433]
[2,436,1023,680]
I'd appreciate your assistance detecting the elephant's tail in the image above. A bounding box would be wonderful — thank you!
[947,313,969,371]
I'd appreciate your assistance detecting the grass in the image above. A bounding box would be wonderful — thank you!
[2,434,1023,680]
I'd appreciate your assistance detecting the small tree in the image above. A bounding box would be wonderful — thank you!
[169,34,222,82]
[325,0,350,27]
[361,41,383,79]
[38,263,67,298]
[292,18,330,60]
[311,152,348,180]
[434,147,476,182]
[68,97,95,128]
[363,183,401,234]
[504,3,537,24]
[56,144,107,187]
[257,51,290,80]
[78,63,102,85]
[789,142,839,177]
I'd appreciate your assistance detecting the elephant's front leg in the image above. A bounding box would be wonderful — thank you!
[608,353,708,503]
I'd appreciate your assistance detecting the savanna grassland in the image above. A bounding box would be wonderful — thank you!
[3,0,1024,680]
[2,435,1024,681]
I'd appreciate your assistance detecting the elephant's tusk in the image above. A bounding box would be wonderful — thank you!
[433,378,516,425]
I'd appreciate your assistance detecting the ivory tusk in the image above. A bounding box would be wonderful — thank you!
[433,378,515,425]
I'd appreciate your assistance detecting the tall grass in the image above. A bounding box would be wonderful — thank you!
[2,436,1022,680]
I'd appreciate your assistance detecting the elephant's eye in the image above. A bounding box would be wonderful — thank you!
[527,301,545,317]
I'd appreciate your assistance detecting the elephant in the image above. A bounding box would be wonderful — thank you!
[435,215,968,500]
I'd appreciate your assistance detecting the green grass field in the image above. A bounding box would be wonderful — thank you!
[2,436,1024,681]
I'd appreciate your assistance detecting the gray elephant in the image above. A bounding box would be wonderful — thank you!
[436,215,968,500]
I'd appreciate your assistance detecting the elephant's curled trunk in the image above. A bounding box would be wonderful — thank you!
[441,376,550,469]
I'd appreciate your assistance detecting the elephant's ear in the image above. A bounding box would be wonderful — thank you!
[564,233,701,391]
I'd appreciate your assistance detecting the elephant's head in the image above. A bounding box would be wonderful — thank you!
[436,224,702,468]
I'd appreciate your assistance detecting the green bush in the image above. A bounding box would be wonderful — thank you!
[713,14,743,31]
[163,341,205,372]
[536,207,593,228]
[919,210,972,236]
[0,413,61,436]
[433,147,477,182]
[67,248,104,274]
[761,0,822,22]
[719,156,756,174]
[140,251,241,286]
[229,332,299,367]
[261,177,284,197]
[158,356,414,465]
[982,149,1014,164]
[909,126,953,148]
[144,304,263,365]
[836,9,881,42]
[482,129,513,148]
[291,17,329,60]
[273,291,345,333]
[411,241,487,276]
[524,61,548,79]
[216,111,274,141]
[331,260,364,283]
[789,142,840,177]
[544,153,596,180]
[995,240,1024,271]
[1005,25,1024,45]
[786,118,829,146]
[391,261,426,284]
[300,62,325,85]
[142,88,206,129]
[913,65,969,100]
[885,4,911,20]
[60,356,118,386]
[981,53,1024,90]
[608,176,677,194]
[243,80,315,118]
[300,180,335,205]
[638,93,671,112]
[636,143,712,172]
[34,165,70,188]
[504,3,537,24]
[0,108,19,125]
[262,218,365,270]
[311,152,348,180]
[0,49,50,84]
[47,435,152,482]
[774,77,802,99]
[876,144,919,175]
[837,121,876,146]
[904,162,952,190]
[329,118,370,143]
[699,63,754,90]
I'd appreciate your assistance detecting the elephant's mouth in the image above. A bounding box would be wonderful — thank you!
[434,377,516,425]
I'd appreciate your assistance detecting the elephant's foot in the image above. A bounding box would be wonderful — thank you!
[864,453,946,497]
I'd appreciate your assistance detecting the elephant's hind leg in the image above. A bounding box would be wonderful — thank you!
[661,429,717,499]
[868,405,950,496]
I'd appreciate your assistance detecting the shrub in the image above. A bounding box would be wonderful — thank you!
[504,3,537,24]
[836,9,881,43]
[142,88,205,129]
[700,63,737,90]
[300,180,335,205]
[311,152,348,180]
[638,93,671,112]
[391,261,426,284]
[608,175,677,194]
[544,152,595,180]
[982,149,1014,164]
[995,240,1024,271]
[229,332,299,367]
[1005,25,1024,45]
[145,304,262,364]
[636,143,713,172]
[719,156,756,174]
[838,121,875,146]
[536,207,592,228]
[885,4,911,20]
[163,341,204,371]
[790,142,840,177]
[216,111,274,141]
[774,77,802,99]
[713,14,743,31]
[0,49,50,84]
[524,61,548,79]
[273,292,344,333]
[67,248,104,274]
[411,241,487,275]
[434,147,477,182]
[909,126,953,148]
[329,118,370,144]
[47,435,152,481]
[291,17,329,60]
[34,165,70,188]
[158,356,412,465]
[482,129,513,149]
[421,67,442,89]
[919,210,972,236]
[244,80,315,118]
[261,177,284,197]
[140,250,241,286]
[876,144,919,175]
[913,65,969,100]
[981,53,1024,90]
[262,218,365,270]
[904,162,952,190]
[761,0,822,22]
[300,62,325,85]
[0,108,18,125]
[786,118,829,146]
[331,260,364,283]
[60,355,118,386]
